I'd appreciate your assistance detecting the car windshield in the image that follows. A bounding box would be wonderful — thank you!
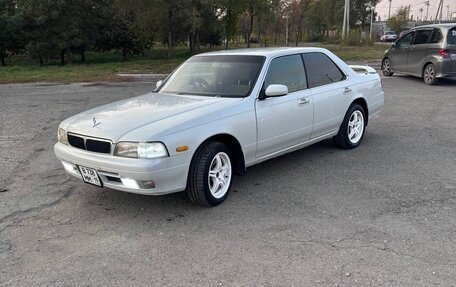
[157,55,265,98]
[386,32,396,35]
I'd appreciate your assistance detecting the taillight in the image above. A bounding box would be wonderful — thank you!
[439,49,450,58]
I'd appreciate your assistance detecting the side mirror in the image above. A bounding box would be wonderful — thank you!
[392,42,397,48]
[265,84,288,97]
[155,80,163,89]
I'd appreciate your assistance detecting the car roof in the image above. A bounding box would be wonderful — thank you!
[196,47,330,58]
[412,23,456,30]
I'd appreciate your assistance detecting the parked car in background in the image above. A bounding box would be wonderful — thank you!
[55,48,384,207]
[382,23,456,85]
[380,31,398,42]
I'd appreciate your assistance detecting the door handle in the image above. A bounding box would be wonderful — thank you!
[297,97,310,106]
[343,87,352,94]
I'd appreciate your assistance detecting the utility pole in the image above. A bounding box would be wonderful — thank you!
[434,0,444,24]
[366,3,375,39]
[342,0,350,39]
[408,5,411,21]
[388,0,392,19]
[419,8,423,22]
[446,5,450,21]
[439,0,444,23]
[285,15,289,47]
[425,1,429,21]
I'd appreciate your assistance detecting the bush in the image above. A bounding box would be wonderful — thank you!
[339,30,375,46]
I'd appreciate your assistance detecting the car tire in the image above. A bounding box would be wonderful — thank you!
[334,104,366,149]
[382,58,394,76]
[187,142,233,207]
[423,63,438,85]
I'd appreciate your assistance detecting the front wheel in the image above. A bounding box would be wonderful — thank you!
[187,142,233,207]
[334,104,366,149]
[382,58,394,76]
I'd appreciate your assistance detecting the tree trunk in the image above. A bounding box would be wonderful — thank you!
[195,31,200,53]
[167,4,173,59]
[80,50,85,64]
[39,56,43,67]
[296,15,304,47]
[247,11,254,48]
[60,49,66,66]
[0,55,5,67]
[122,47,127,61]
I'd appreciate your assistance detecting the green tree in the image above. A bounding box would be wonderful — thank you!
[218,0,244,49]
[350,0,380,30]
[94,0,147,60]
[21,0,102,65]
[0,0,23,66]
[387,6,409,33]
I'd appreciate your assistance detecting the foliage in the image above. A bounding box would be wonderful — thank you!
[387,6,409,33]
[0,45,388,83]
[0,0,23,66]
[20,0,104,65]
[2,0,383,66]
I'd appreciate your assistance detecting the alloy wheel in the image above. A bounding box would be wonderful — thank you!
[347,110,364,144]
[424,64,435,84]
[208,152,232,199]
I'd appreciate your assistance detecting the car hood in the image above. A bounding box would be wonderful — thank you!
[62,92,234,142]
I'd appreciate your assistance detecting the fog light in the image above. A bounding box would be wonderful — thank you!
[61,161,79,176]
[120,178,140,189]
[138,180,155,189]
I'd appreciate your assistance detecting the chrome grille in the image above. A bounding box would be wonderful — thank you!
[67,133,111,154]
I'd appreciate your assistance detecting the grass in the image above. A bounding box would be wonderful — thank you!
[323,44,388,61]
[0,44,389,84]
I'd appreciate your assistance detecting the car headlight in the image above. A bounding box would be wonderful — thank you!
[114,142,169,159]
[58,128,68,145]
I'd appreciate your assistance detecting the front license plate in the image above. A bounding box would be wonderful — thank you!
[78,166,102,187]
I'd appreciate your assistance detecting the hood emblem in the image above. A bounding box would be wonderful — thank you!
[92,117,101,128]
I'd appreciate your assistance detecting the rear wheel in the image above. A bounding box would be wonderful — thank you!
[334,104,366,149]
[382,58,394,76]
[187,142,233,207]
[423,63,438,85]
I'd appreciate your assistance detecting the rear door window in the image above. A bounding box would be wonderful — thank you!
[302,52,345,88]
[430,28,443,43]
[448,27,456,45]
[413,30,432,45]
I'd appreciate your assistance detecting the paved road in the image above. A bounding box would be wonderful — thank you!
[1,75,455,286]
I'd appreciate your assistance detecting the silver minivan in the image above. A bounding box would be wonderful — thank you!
[381,23,456,85]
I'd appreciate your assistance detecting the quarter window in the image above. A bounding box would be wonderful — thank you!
[413,30,431,45]
[264,54,307,93]
[430,29,443,43]
[302,52,345,88]
[448,27,456,45]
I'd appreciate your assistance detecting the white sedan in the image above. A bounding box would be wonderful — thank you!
[54,47,384,206]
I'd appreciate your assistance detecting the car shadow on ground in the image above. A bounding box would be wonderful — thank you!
[75,139,342,215]
[393,74,456,86]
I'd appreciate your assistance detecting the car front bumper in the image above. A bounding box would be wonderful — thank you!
[54,142,190,195]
